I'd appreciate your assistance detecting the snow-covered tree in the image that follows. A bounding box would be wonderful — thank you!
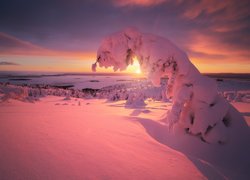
[92,28,246,144]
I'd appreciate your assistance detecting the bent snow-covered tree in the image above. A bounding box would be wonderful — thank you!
[92,28,244,144]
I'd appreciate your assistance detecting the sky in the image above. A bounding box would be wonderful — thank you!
[0,0,249,74]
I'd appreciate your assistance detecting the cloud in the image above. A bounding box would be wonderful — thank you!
[183,30,250,66]
[0,32,48,55]
[187,50,228,60]
[0,61,19,65]
[181,0,249,20]
[112,0,167,7]
[181,0,250,32]
[0,32,96,60]
[0,0,249,72]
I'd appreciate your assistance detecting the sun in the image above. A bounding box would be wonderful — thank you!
[135,68,141,74]
[133,58,141,74]
[125,56,142,75]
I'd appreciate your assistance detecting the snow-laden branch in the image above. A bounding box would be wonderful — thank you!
[92,28,245,144]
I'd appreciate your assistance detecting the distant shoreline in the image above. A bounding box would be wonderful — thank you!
[0,71,250,80]
[204,73,250,80]
[0,72,135,79]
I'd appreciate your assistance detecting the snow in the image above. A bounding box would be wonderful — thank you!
[0,96,205,179]
[125,91,146,108]
[0,96,249,179]
[0,78,250,179]
[92,28,248,144]
[232,102,250,126]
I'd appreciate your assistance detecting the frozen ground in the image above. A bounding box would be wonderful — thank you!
[0,74,250,179]
[0,96,205,179]
[0,95,250,179]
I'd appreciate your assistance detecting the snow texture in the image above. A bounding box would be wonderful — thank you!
[92,28,246,144]
[0,80,166,103]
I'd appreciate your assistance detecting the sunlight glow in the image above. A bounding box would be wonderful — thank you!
[135,68,141,74]
[127,56,141,74]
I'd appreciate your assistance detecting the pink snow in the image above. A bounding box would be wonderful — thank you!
[0,96,250,179]
[232,102,250,126]
[0,96,204,179]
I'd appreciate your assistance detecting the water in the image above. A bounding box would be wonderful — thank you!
[0,72,249,91]
[0,72,141,89]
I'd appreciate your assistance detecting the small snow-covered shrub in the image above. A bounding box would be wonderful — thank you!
[125,92,146,108]
[0,84,31,102]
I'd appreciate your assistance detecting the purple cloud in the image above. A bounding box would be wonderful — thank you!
[0,61,20,66]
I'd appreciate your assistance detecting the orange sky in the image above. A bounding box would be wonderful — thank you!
[0,0,249,74]
[0,49,249,74]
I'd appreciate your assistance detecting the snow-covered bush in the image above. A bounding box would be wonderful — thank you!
[92,28,246,144]
[0,83,87,101]
[0,84,31,102]
[0,80,167,103]
[125,91,146,108]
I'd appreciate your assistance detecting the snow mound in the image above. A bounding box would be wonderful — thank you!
[92,28,248,144]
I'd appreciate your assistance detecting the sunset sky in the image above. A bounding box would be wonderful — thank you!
[0,0,249,74]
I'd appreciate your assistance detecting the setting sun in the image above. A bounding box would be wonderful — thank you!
[126,56,142,74]
[135,68,141,74]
